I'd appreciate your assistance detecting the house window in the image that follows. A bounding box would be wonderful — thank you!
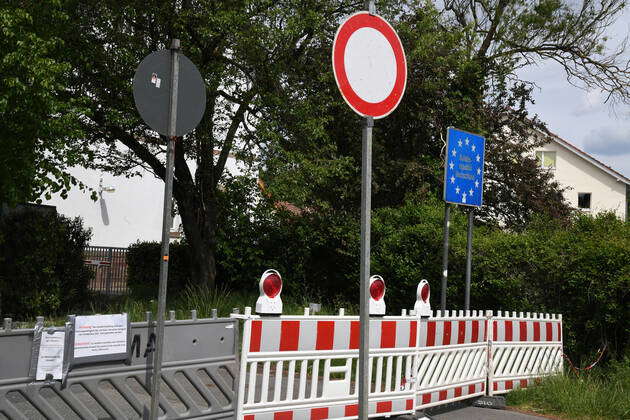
[578,193,591,209]
[536,151,556,168]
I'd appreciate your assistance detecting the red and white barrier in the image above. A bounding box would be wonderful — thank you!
[233,272,563,419]
[488,311,563,395]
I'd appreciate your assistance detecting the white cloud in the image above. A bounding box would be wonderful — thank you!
[583,126,630,156]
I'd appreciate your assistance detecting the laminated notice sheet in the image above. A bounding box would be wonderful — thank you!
[36,330,65,380]
[73,313,128,361]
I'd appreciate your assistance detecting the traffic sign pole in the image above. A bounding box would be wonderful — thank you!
[465,208,473,310]
[331,5,405,419]
[358,115,372,420]
[149,38,180,420]
[440,203,450,311]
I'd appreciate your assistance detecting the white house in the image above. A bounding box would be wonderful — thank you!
[43,153,247,247]
[534,131,629,220]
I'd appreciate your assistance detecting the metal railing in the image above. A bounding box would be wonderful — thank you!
[84,246,128,295]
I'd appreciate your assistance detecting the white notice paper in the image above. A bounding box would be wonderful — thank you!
[74,314,128,359]
[36,330,65,380]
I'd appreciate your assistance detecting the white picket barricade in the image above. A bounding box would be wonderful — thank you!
[233,272,564,419]
[235,309,418,420]
[413,310,488,410]
[488,311,563,395]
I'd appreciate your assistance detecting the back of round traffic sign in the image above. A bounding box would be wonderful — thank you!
[133,50,206,136]
[332,12,407,119]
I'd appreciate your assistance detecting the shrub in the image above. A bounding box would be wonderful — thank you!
[126,240,193,297]
[0,208,92,318]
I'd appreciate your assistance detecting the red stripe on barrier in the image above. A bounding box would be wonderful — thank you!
[275,411,293,420]
[454,387,462,397]
[558,322,562,341]
[427,321,436,346]
[546,322,553,341]
[481,382,485,391]
[457,321,465,344]
[279,321,300,351]
[520,379,528,388]
[442,321,452,345]
[505,320,513,341]
[468,384,475,394]
[519,321,527,341]
[406,399,414,410]
[381,321,396,348]
[472,320,479,343]
[493,320,498,341]
[316,321,334,350]
[376,401,392,413]
[245,415,255,420]
[409,321,417,347]
[422,394,431,404]
[533,322,540,341]
[250,320,262,352]
[493,382,498,391]
[311,407,328,420]
[484,319,487,341]
[344,404,358,417]
[505,380,513,390]
[439,390,447,401]
[350,321,360,349]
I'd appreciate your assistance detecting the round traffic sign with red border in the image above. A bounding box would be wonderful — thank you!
[332,12,407,119]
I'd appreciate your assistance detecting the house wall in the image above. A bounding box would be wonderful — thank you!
[537,141,627,219]
[42,158,246,247]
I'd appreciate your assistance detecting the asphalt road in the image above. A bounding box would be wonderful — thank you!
[426,405,545,420]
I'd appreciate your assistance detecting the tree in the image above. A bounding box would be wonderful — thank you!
[258,0,628,229]
[0,0,91,206]
[57,0,363,288]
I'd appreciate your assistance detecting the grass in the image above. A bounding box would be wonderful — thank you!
[506,358,630,420]
[10,285,358,328]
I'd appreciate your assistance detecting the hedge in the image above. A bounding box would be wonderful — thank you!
[0,208,92,318]
[126,240,193,297]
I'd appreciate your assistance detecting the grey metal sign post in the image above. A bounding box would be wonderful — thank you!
[358,114,373,420]
[465,209,474,309]
[133,39,206,420]
[332,2,407,419]
[441,203,450,311]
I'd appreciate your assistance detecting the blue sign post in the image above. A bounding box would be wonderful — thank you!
[443,127,486,206]
[441,127,485,312]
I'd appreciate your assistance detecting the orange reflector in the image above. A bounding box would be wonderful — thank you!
[163,255,169,261]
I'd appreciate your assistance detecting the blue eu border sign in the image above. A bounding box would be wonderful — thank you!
[444,127,485,207]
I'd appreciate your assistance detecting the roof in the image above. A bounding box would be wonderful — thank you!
[538,128,630,186]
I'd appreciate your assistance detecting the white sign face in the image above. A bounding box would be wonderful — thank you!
[36,330,65,380]
[332,12,407,119]
[74,314,128,359]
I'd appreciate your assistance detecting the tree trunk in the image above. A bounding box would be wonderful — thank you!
[175,187,218,289]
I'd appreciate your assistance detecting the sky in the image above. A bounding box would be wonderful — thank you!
[517,7,630,178]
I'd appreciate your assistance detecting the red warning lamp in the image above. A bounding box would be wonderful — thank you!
[370,277,385,301]
[256,269,283,315]
[262,272,282,298]
[420,282,430,302]
[369,275,386,315]
[414,279,431,317]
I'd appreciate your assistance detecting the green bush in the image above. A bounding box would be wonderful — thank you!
[0,208,92,318]
[126,240,193,297]
[370,199,629,362]
[216,183,629,362]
